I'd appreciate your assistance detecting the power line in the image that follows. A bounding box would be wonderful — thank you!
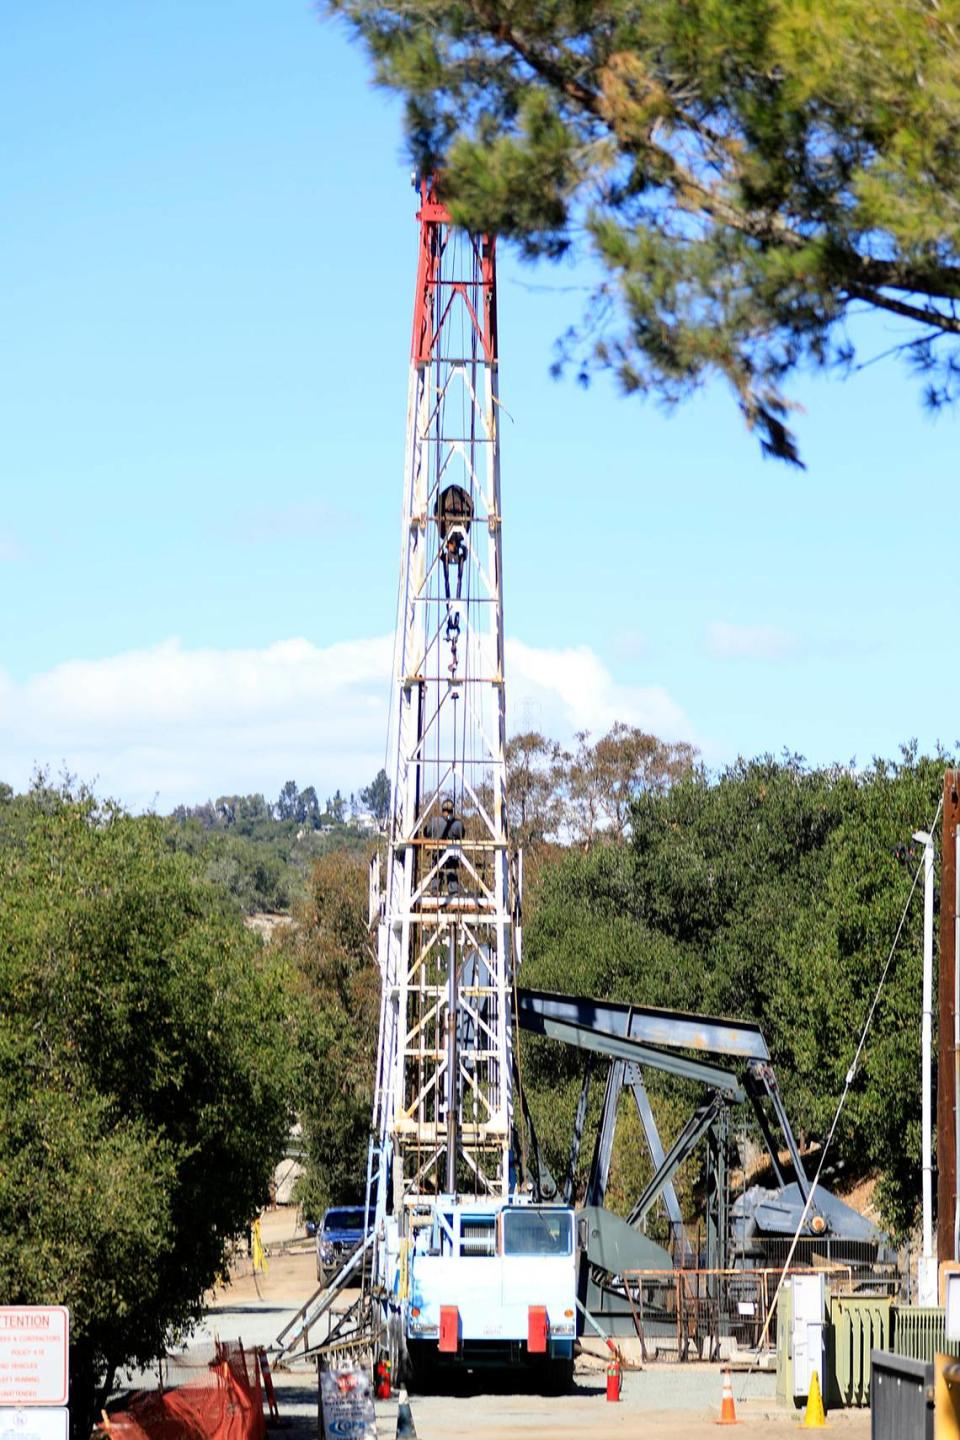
[750,789,945,1366]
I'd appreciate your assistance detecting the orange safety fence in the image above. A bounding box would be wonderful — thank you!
[97,1340,266,1440]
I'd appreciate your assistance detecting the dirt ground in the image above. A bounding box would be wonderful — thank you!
[209,1205,319,1305]
[210,1208,872,1440]
[362,1384,872,1439]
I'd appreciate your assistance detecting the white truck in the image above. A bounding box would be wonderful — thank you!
[382,1198,577,1391]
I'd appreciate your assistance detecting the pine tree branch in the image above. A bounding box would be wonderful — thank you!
[845,285,960,334]
[855,256,960,303]
[474,10,604,119]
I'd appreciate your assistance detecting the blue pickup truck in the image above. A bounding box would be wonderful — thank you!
[315,1205,374,1285]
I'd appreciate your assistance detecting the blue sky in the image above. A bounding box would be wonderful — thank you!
[1,1,957,810]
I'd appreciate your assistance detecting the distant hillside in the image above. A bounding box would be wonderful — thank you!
[164,774,389,914]
[0,772,389,917]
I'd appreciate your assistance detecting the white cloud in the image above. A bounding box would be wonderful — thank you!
[507,639,693,743]
[705,620,797,662]
[0,635,695,810]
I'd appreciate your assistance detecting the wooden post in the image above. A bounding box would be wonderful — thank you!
[938,772,960,1265]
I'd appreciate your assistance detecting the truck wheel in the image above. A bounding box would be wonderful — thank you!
[386,1313,403,1387]
[404,1340,428,1394]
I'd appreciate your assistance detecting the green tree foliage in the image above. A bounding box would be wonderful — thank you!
[166,784,377,914]
[506,731,566,846]
[212,793,271,828]
[326,789,347,825]
[504,723,698,847]
[0,787,297,1438]
[165,818,294,914]
[325,0,960,462]
[277,779,302,822]
[300,785,322,827]
[564,723,698,846]
[360,768,392,828]
[277,851,381,1218]
[521,746,950,1235]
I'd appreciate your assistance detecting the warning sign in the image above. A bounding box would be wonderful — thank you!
[0,1408,68,1440]
[0,1310,69,1407]
[319,1367,376,1440]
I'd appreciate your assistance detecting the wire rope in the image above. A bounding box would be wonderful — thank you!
[745,789,946,1383]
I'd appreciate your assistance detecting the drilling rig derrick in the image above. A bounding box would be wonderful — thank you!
[373,179,516,1209]
[366,181,577,1388]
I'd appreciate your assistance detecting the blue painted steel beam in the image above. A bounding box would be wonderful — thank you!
[625,1063,685,1241]
[586,1059,624,1207]
[517,987,770,1062]
[626,1093,727,1227]
[518,1010,745,1101]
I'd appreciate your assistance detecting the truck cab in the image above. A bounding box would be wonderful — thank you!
[389,1199,577,1390]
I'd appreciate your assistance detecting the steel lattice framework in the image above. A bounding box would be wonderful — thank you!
[372,181,518,1210]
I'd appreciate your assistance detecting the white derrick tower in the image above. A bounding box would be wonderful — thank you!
[372,180,518,1211]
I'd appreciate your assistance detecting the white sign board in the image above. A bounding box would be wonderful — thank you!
[319,1367,376,1440]
[0,1311,69,1407]
[0,1409,68,1440]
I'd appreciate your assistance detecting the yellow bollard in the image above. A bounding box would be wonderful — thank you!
[935,1353,960,1440]
[803,1369,826,1428]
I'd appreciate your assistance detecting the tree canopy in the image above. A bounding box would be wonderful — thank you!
[277,851,381,1219]
[281,734,952,1240]
[165,774,388,914]
[521,744,950,1236]
[325,0,960,462]
[506,722,697,846]
[360,768,392,828]
[0,787,297,1438]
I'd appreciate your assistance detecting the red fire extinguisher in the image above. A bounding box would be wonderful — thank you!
[374,1358,392,1399]
[606,1357,622,1402]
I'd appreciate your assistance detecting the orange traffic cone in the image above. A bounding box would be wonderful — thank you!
[714,1368,740,1425]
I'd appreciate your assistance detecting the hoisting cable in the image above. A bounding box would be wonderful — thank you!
[745,790,944,1384]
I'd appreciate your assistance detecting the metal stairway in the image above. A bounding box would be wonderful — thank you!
[272,1231,380,1367]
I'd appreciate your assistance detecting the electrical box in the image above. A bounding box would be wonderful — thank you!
[791,1274,826,1398]
[945,1271,960,1342]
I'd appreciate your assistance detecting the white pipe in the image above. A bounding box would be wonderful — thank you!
[915,829,936,1301]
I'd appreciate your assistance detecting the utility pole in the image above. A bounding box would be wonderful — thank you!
[915,827,936,1303]
[938,772,960,1267]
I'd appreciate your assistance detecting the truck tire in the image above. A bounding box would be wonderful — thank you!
[404,1340,429,1394]
[387,1312,406,1387]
